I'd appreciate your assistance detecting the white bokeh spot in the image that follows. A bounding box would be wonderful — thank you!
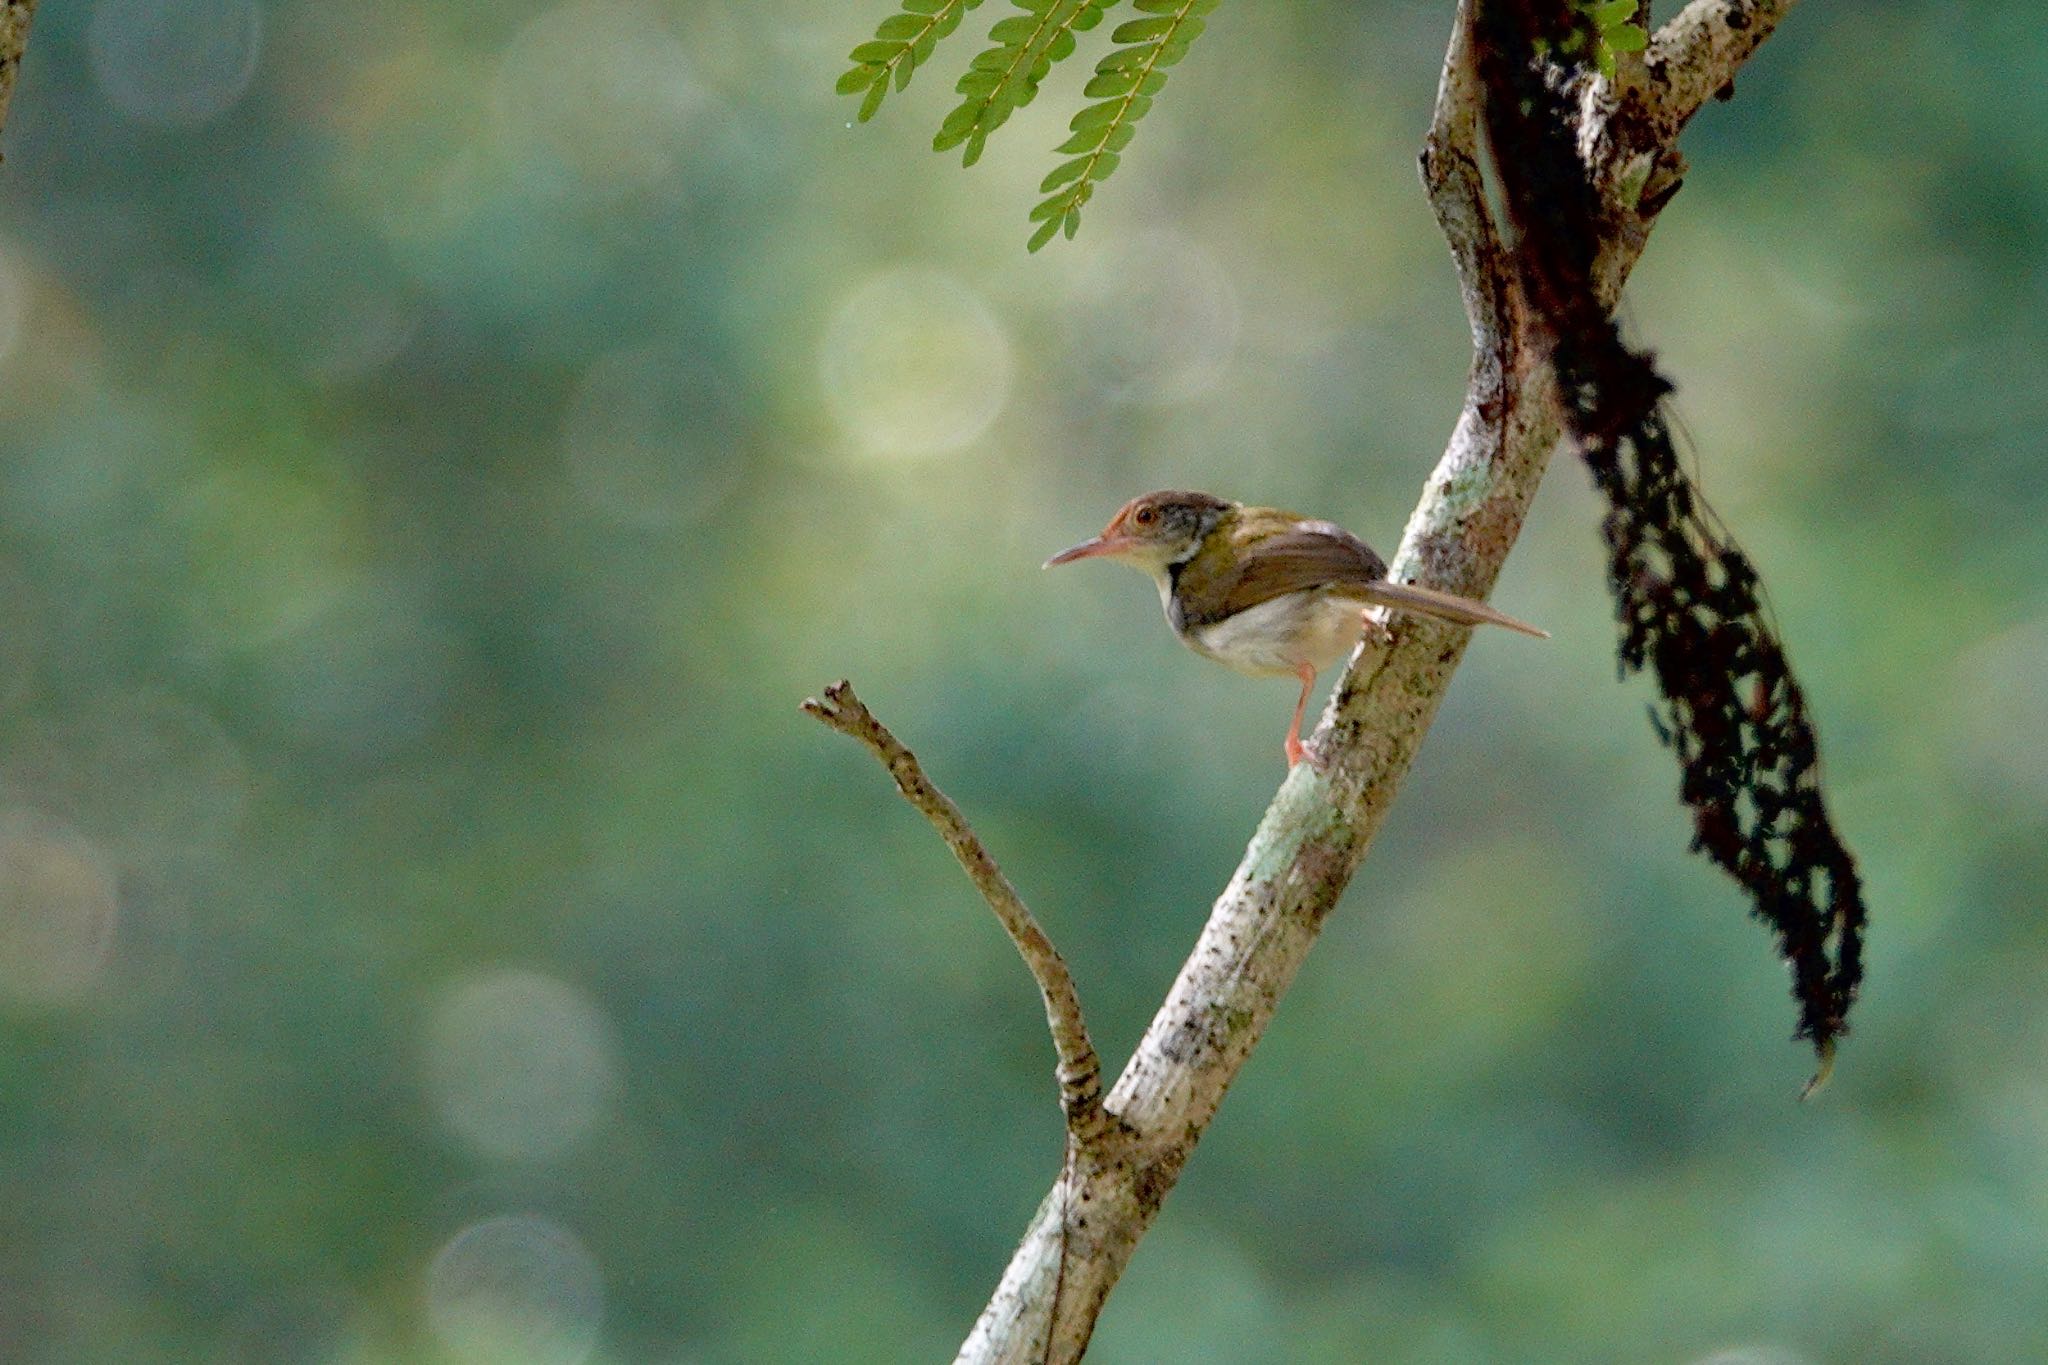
[491,0,709,197]
[1953,616,2048,803]
[820,268,1014,461]
[422,968,622,1162]
[425,1214,603,1365]
[88,0,263,128]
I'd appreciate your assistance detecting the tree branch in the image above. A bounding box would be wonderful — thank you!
[802,680,1109,1143]
[1647,0,1801,142]
[1420,0,1515,353]
[0,0,37,154]
[825,3,1807,1357]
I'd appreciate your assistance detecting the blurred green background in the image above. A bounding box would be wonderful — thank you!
[0,0,2041,1360]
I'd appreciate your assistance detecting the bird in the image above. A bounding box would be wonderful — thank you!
[1046,490,1548,767]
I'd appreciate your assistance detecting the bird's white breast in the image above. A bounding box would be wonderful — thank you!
[1182,590,1363,677]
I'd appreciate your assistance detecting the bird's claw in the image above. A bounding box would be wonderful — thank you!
[1285,738,1327,771]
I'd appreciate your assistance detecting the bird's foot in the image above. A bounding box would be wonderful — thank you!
[1359,609,1396,651]
[1285,737,1326,771]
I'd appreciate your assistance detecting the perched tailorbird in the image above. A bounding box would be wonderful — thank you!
[1046,490,1548,767]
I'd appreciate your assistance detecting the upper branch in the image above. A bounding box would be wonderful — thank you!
[1420,0,1515,353]
[802,681,1109,1142]
[1647,0,1801,141]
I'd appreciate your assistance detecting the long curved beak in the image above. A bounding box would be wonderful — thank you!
[1043,535,1133,568]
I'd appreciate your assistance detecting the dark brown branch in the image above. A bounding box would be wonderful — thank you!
[802,681,1109,1142]
[1474,0,1863,1090]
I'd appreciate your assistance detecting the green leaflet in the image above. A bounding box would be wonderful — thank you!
[1082,67,1164,98]
[1039,155,1093,192]
[1024,0,1211,250]
[1568,0,1646,80]
[837,0,984,122]
[835,0,1221,249]
[1109,15,1176,41]
[932,0,1123,161]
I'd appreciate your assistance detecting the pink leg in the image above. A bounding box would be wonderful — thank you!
[1284,662,1318,768]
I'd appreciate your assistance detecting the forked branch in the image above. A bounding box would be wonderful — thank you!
[812,1,1813,1357]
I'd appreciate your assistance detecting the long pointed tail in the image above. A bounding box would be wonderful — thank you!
[1350,580,1549,639]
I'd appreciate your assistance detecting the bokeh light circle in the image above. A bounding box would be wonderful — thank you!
[424,1214,603,1365]
[332,52,494,254]
[422,968,622,1162]
[819,268,1014,460]
[491,0,709,197]
[0,810,119,1008]
[88,0,263,128]
[1953,616,2048,804]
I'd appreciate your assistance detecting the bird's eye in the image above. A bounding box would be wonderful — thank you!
[1133,507,1157,527]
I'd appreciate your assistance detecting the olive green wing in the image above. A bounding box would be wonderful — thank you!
[1180,520,1550,638]
[1176,521,1388,629]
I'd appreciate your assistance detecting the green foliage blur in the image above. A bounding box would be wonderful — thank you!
[0,0,2042,1360]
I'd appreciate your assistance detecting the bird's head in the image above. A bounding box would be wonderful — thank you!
[1044,490,1233,580]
